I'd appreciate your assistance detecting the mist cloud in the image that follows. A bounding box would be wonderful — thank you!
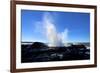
[34,12,68,47]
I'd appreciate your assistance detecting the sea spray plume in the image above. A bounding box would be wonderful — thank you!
[61,29,68,46]
[34,12,68,47]
[43,12,64,47]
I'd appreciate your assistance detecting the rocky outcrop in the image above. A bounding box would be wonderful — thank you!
[31,42,48,49]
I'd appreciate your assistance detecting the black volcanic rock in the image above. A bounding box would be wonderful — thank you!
[71,44,86,49]
[21,42,90,63]
[31,42,48,49]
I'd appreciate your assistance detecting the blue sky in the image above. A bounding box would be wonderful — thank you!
[21,10,90,43]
